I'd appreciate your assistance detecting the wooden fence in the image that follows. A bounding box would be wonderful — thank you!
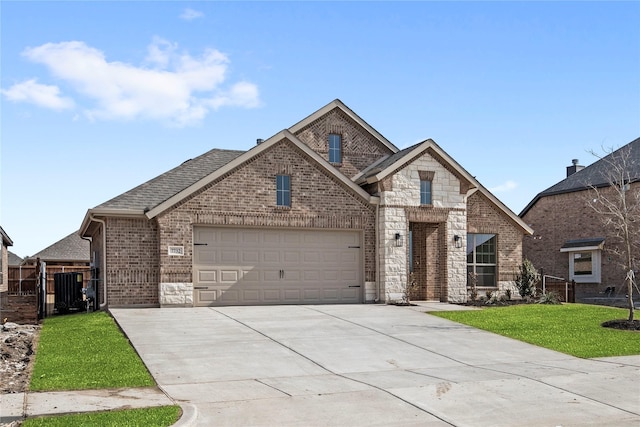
[8,265,91,295]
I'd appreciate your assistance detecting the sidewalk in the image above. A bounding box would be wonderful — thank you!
[0,387,193,426]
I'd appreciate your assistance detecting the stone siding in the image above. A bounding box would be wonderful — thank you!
[379,151,467,303]
[294,107,393,178]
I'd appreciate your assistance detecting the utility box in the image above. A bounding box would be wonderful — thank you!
[54,272,85,314]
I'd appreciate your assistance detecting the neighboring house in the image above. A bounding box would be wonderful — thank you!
[8,251,23,267]
[22,231,90,267]
[1,226,14,310]
[520,137,640,301]
[80,99,532,308]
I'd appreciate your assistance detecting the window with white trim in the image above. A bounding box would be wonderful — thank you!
[560,238,604,283]
[467,233,497,287]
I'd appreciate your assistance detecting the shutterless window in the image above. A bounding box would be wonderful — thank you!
[276,174,291,207]
[467,234,497,287]
[420,180,432,205]
[572,252,593,275]
[328,134,342,163]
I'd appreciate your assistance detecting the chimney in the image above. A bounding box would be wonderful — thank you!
[256,138,264,145]
[566,159,584,177]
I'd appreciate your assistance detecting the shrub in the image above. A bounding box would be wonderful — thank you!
[515,259,540,298]
[538,292,561,305]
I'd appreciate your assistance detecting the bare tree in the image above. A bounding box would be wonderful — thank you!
[587,145,639,321]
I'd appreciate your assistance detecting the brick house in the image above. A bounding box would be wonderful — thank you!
[1,226,13,311]
[520,137,639,301]
[79,100,532,308]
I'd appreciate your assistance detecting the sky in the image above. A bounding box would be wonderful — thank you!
[1,1,639,258]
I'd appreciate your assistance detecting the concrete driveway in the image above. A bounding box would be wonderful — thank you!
[111,304,640,427]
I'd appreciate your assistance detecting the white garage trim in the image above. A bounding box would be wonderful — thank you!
[193,227,364,306]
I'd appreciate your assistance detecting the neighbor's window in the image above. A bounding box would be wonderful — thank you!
[328,134,342,164]
[467,233,497,287]
[276,174,291,207]
[568,250,601,283]
[420,179,432,205]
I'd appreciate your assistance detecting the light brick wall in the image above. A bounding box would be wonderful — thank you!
[522,184,638,299]
[379,151,468,303]
[294,107,393,178]
[467,191,524,295]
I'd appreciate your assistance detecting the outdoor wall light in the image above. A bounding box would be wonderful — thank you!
[454,235,462,248]
[395,232,404,247]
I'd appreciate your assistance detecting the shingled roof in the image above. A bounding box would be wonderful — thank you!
[8,251,23,266]
[26,231,90,263]
[520,137,640,216]
[97,148,245,211]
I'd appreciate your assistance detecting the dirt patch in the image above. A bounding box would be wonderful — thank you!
[601,319,640,331]
[1,322,40,394]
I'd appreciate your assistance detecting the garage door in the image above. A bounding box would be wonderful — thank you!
[193,227,363,306]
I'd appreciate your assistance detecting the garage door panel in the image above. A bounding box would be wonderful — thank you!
[220,290,240,302]
[242,270,259,282]
[263,251,280,263]
[283,290,301,301]
[263,270,280,281]
[198,290,218,302]
[242,290,260,302]
[220,270,239,282]
[263,289,281,301]
[198,270,218,283]
[242,251,259,263]
[193,227,362,306]
[221,251,239,263]
[196,250,216,264]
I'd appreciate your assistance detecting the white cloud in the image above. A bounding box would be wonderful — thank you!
[7,39,259,126]
[1,79,74,110]
[180,8,204,21]
[489,180,518,193]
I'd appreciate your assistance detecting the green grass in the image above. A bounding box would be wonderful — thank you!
[30,311,154,391]
[430,303,640,358]
[22,405,182,427]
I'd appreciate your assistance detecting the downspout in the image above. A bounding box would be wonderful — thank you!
[375,203,380,303]
[89,215,108,309]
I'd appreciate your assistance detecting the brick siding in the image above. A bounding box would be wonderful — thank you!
[294,107,393,178]
[103,217,160,306]
[467,192,523,286]
[522,184,637,298]
[157,138,377,289]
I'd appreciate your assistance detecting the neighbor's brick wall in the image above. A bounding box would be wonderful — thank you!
[522,185,636,296]
[1,241,7,293]
[294,107,394,178]
[2,294,38,324]
[157,138,377,287]
[103,217,160,307]
[467,191,524,290]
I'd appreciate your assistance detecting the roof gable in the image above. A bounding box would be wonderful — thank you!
[27,231,89,262]
[145,130,378,218]
[289,99,398,154]
[358,139,533,235]
[520,136,640,217]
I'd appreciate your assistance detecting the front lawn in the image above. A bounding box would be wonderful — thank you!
[30,311,154,391]
[430,303,640,358]
[22,406,181,427]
